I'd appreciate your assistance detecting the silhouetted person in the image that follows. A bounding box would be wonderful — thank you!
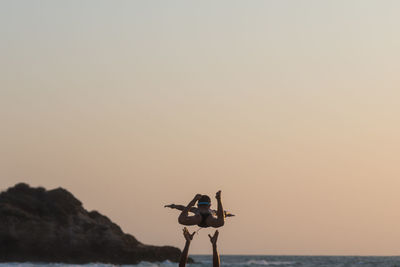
[166,191,231,228]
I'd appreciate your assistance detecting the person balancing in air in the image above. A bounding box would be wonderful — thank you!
[165,190,234,228]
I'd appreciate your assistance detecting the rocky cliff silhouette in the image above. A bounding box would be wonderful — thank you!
[0,183,181,264]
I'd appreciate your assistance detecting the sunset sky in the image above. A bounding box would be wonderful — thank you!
[1,1,400,255]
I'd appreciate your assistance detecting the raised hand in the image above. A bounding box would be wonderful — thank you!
[180,227,195,267]
[208,230,219,246]
[194,194,202,201]
[183,227,195,242]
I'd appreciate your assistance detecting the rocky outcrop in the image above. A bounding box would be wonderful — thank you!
[0,183,181,264]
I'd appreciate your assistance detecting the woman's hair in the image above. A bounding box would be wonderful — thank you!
[198,195,211,206]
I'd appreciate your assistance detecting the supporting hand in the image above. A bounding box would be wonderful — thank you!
[180,227,195,267]
[183,227,195,242]
[208,230,219,246]
[209,230,220,267]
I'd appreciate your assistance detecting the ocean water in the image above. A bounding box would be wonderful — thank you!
[2,256,400,267]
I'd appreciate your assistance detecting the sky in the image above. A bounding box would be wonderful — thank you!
[1,0,400,255]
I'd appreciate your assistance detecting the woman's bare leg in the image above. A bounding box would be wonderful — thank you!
[178,194,202,225]
[208,191,225,228]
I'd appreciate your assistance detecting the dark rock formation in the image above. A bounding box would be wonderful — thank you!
[0,183,181,264]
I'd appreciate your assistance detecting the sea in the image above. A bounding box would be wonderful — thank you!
[2,255,400,267]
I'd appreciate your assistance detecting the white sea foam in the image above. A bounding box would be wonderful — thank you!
[243,260,294,265]
[2,256,400,267]
[217,260,294,266]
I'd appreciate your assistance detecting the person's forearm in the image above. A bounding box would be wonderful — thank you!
[181,198,197,216]
[212,245,220,267]
[179,241,191,267]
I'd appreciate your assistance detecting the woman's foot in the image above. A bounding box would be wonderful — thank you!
[215,190,221,200]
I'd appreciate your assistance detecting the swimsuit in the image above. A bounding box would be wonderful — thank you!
[197,212,211,228]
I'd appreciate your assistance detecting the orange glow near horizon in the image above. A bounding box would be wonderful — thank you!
[1,1,400,255]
